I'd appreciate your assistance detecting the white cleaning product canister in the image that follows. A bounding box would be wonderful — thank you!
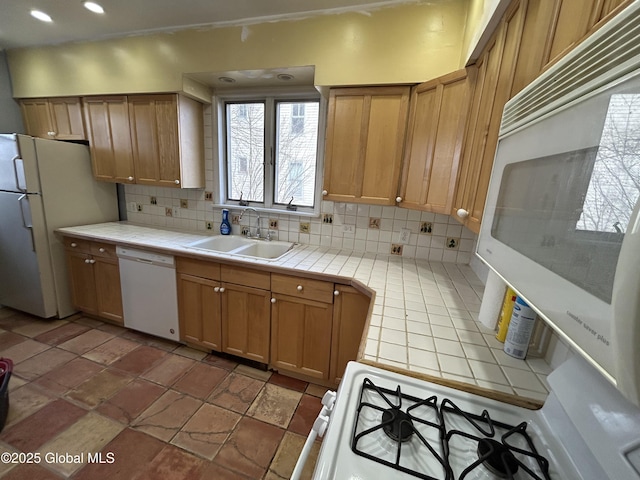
[504,296,537,359]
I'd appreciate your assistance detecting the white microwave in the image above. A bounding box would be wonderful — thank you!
[478,3,640,407]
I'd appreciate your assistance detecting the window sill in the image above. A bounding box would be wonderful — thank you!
[212,204,320,218]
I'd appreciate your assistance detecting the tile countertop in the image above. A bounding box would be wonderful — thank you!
[57,222,552,405]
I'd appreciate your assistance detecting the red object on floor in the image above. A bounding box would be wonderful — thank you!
[0,357,14,432]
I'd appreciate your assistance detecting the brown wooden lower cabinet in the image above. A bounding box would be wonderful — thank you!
[220,282,271,363]
[64,238,123,324]
[177,272,222,351]
[270,293,334,380]
[330,285,371,384]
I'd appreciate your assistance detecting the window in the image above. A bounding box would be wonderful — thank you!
[220,93,321,211]
[291,104,305,135]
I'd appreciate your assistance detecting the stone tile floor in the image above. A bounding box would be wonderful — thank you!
[0,307,323,479]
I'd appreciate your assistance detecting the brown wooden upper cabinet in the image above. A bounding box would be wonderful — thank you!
[83,94,204,188]
[128,94,204,188]
[83,96,136,184]
[323,86,410,205]
[398,69,474,214]
[20,97,86,140]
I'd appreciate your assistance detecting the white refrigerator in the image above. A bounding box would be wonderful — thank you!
[0,134,119,318]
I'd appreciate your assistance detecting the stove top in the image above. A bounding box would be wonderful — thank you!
[312,362,581,480]
[351,378,551,480]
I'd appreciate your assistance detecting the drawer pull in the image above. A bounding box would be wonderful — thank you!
[334,290,340,296]
[71,242,77,248]
[297,285,303,292]
[219,287,225,293]
[271,298,276,304]
[99,247,105,253]
[214,287,220,293]
[84,258,91,264]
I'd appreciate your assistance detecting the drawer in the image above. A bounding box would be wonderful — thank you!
[221,264,270,290]
[176,257,220,280]
[64,237,91,252]
[271,273,334,304]
[91,242,117,259]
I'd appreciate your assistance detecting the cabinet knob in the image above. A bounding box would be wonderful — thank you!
[456,208,469,219]
[99,247,105,253]
[395,196,403,203]
[84,258,91,264]
[322,190,328,196]
[297,285,303,292]
[174,179,180,185]
[71,242,77,248]
[89,259,96,264]
[334,290,340,296]
[214,287,220,293]
[271,298,276,304]
[219,287,225,293]
[48,131,56,137]
[127,176,134,182]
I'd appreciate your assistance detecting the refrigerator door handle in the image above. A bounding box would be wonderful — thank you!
[17,194,36,251]
[12,156,27,192]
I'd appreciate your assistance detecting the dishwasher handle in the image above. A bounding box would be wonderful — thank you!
[116,246,175,267]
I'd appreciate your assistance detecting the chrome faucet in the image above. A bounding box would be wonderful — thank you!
[239,207,261,238]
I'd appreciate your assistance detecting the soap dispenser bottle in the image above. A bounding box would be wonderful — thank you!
[220,209,231,235]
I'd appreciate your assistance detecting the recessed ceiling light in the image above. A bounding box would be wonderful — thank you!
[277,74,295,81]
[83,1,105,14]
[218,77,236,83]
[30,9,53,22]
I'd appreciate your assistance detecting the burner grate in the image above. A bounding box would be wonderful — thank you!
[351,378,553,480]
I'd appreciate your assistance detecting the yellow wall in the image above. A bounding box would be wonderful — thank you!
[8,1,470,98]
[460,0,503,64]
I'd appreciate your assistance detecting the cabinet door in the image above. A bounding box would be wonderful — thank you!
[271,294,333,380]
[330,285,370,384]
[93,257,124,324]
[20,99,53,138]
[399,69,473,214]
[177,273,222,351]
[48,97,86,140]
[83,96,135,183]
[324,86,410,205]
[129,95,181,188]
[66,250,97,314]
[221,282,270,363]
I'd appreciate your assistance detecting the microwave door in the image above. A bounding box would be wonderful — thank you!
[611,196,640,407]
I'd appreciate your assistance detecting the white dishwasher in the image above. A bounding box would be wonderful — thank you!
[117,246,179,341]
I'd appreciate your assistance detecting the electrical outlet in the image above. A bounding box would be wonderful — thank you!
[420,222,433,234]
[343,225,354,234]
[269,219,279,229]
[399,228,411,244]
[136,203,142,212]
[165,207,173,217]
[127,202,136,212]
[232,215,240,225]
[322,214,333,224]
[447,237,459,249]
[150,196,157,205]
[369,217,381,229]
[391,244,403,255]
[204,191,213,201]
[180,199,189,209]
[299,222,310,234]
[205,221,213,230]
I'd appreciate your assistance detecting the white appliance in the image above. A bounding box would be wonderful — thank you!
[116,246,179,341]
[477,2,640,406]
[0,134,118,318]
[295,3,640,479]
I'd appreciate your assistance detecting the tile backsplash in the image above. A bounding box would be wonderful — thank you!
[122,104,477,263]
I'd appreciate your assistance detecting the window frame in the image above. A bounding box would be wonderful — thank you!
[213,87,326,216]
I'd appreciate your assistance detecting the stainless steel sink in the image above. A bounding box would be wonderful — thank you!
[186,236,294,260]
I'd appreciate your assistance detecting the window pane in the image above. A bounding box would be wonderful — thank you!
[227,102,264,202]
[275,101,319,207]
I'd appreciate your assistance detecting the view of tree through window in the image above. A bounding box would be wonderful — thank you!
[225,98,319,208]
[577,94,640,233]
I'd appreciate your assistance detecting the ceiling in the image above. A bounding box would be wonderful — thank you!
[0,0,426,50]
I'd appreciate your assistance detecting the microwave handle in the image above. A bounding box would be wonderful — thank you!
[611,197,640,407]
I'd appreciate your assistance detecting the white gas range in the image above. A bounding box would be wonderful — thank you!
[295,358,640,480]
